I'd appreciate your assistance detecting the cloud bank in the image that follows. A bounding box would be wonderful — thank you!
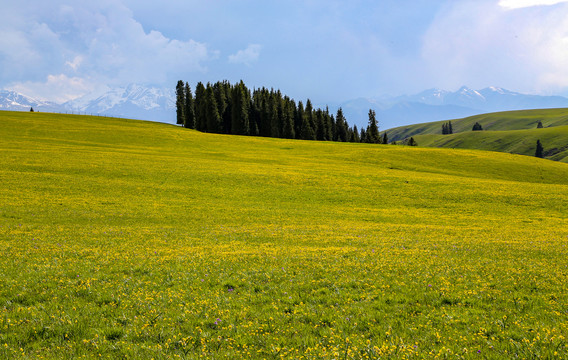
[0,0,214,101]
[1,0,568,103]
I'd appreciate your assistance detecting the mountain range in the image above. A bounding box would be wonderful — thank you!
[335,86,568,130]
[2,85,568,130]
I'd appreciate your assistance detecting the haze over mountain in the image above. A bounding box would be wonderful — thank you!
[336,86,568,130]
[2,85,568,129]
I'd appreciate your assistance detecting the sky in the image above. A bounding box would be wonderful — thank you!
[1,0,568,103]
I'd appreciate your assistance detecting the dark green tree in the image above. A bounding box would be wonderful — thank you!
[194,82,207,132]
[360,127,367,143]
[535,139,544,158]
[205,86,221,133]
[295,101,304,139]
[351,125,360,142]
[303,100,316,140]
[282,98,295,139]
[407,137,417,146]
[537,121,543,129]
[382,132,388,144]
[472,122,483,131]
[175,80,185,125]
[366,109,380,143]
[231,81,250,135]
[184,82,195,129]
[335,108,348,142]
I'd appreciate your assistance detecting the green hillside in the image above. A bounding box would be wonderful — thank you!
[1,111,568,359]
[415,125,568,162]
[386,108,568,162]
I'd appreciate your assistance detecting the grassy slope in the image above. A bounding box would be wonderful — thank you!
[1,111,568,359]
[415,125,568,162]
[386,108,568,161]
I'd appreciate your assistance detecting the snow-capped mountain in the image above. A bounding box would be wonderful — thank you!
[0,90,59,112]
[336,86,568,130]
[0,85,176,123]
[63,84,176,123]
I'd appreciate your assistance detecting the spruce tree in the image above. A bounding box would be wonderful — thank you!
[360,128,367,143]
[335,108,347,142]
[295,101,305,139]
[448,121,453,134]
[194,82,207,132]
[537,121,543,129]
[366,109,380,143]
[535,139,544,158]
[408,137,417,146]
[282,98,295,139]
[184,82,195,129]
[315,109,326,140]
[303,100,316,140]
[352,125,360,142]
[472,122,483,131]
[175,80,185,125]
[382,132,388,144]
[231,81,250,135]
[213,82,228,132]
[205,86,221,133]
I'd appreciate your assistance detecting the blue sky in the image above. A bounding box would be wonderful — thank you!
[1,0,568,103]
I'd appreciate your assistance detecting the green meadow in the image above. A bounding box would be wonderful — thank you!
[387,108,568,162]
[1,111,568,359]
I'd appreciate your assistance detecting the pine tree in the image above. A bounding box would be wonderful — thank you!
[194,82,207,132]
[382,132,388,144]
[205,86,221,133]
[472,122,483,131]
[295,101,304,139]
[213,82,228,133]
[408,137,417,146]
[315,109,326,140]
[366,109,380,143]
[537,121,543,129]
[184,82,195,129]
[325,107,333,141]
[335,108,347,142]
[352,125,360,142]
[282,98,295,139]
[303,100,316,140]
[175,80,185,125]
[268,93,279,138]
[535,139,544,158]
[448,121,453,134]
[231,81,250,135]
[360,128,367,143]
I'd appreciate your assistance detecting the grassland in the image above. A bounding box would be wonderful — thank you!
[1,110,568,359]
[386,108,568,162]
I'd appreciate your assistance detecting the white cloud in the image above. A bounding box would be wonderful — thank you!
[421,0,568,94]
[0,0,215,100]
[499,0,568,9]
[10,74,94,102]
[228,44,262,66]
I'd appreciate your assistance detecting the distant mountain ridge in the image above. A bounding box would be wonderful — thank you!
[2,85,568,128]
[335,86,568,130]
[0,85,176,123]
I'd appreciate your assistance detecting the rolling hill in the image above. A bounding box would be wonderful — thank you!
[386,108,568,162]
[1,110,568,358]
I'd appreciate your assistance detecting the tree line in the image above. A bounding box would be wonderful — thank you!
[176,80,392,144]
